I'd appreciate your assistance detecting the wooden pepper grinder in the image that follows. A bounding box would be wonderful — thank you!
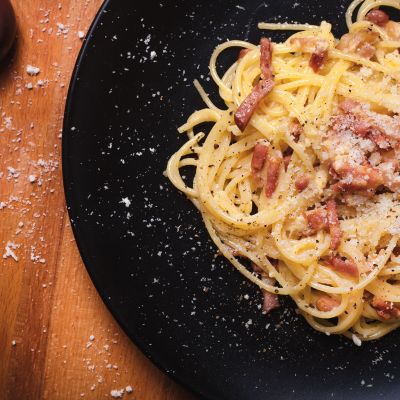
[0,0,16,61]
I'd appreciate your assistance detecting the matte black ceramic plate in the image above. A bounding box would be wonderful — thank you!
[63,1,400,399]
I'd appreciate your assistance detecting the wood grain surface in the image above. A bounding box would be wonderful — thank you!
[0,1,197,399]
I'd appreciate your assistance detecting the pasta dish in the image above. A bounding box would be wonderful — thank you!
[167,0,400,343]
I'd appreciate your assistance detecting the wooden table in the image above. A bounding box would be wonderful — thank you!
[0,1,197,399]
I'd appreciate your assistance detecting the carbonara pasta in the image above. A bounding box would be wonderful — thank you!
[167,0,400,342]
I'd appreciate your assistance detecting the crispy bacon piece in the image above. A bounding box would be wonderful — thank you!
[260,37,273,80]
[251,142,268,188]
[303,201,342,249]
[316,295,340,312]
[326,255,359,278]
[305,208,328,235]
[332,163,384,193]
[327,102,392,194]
[295,175,310,192]
[261,275,280,314]
[251,262,280,314]
[334,106,374,141]
[339,100,400,150]
[265,150,282,198]
[251,142,266,187]
[302,202,342,247]
[262,289,280,314]
[290,37,329,72]
[234,38,274,131]
[337,30,379,59]
[238,48,251,59]
[251,142,268,171]
[234,79,275,131]
[310,42,328,72]
[326,199,342,250]
[310,50,327,72]
[385,20,400,40]
[372,297,400,320]
[250,142,282,196]
[338,103,377,136]
[365,9,389,26]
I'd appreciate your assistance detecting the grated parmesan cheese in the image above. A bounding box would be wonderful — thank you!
[110,389,124,398]
[125,386,133,393]
[26,65,40,76]
[120,197,131,208]
[352,333,362,346]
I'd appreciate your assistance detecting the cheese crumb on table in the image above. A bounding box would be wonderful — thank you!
[28,175,37,183]
[125,386,133,393]
[26,65,40,76]
[3,242,19,262]
[110,389,124,398]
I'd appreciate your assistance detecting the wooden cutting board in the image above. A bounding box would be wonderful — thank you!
[0,1,197,399]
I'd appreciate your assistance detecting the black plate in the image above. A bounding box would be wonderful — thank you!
[63,1,400,399]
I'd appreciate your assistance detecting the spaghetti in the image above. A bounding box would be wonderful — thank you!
[167,0,400,342]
